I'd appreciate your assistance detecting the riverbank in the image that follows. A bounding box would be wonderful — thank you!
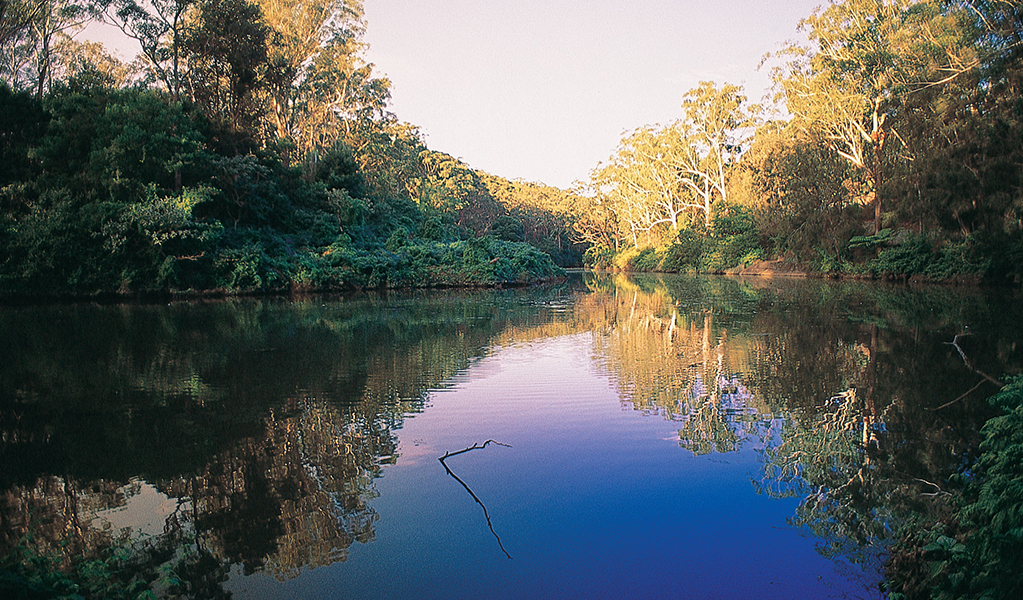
[726,258,998,286]
[0,236,566,302]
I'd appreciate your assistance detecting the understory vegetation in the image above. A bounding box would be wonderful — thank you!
[3,1,1022,292]
[885,375,1023,600]
[0,0,577,296]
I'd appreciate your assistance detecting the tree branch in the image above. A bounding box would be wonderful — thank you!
[438,440,513,559]
[947,333,1003,386]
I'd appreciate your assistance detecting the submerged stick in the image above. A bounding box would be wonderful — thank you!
[947,333,1002,387]
[931,334,1005,410]
[927,378,987,411]
[439,440,513,559]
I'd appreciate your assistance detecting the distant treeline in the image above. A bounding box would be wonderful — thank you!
[0,0,581,296]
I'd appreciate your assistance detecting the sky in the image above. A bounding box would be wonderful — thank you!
[85,0,827,190]
[361,0,826,188]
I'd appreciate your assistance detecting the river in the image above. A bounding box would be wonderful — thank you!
[1,273,1020,599]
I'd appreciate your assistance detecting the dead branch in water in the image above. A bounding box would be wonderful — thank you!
[439,440,513,559]
[947,333,1002,386]
[930,334,1005,410]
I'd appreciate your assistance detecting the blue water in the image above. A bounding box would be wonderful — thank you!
[224,334,881,599]
[13,274,1009,599]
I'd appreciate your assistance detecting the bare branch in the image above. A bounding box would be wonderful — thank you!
[438,440,513,559]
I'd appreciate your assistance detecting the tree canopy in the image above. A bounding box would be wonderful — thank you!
[0,0,574,295]
[1,0,1022,292]
[576,0,1022,283]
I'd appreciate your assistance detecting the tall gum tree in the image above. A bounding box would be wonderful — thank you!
[587,81,756,247]
[772,0,986,234]
[0,0,95,95]
[254,0,392,166]
[103,0,194,100]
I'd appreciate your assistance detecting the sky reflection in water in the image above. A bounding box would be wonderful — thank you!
[226,333,879,600]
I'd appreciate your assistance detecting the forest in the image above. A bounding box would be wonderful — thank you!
[578,0,1023,285]
[0,0,580,295]
[2,1,1022,297]
[1,2,1022,598]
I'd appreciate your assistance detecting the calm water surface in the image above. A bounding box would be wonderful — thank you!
[2,273,1021,599]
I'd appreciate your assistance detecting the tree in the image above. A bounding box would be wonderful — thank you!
[52,37,131,86]
[590,124,706,246]
[103,0,194,100]
[0,0,94,95]
[733,120,859,261]
[772,0,986,234]
[181,0,269,151]
[568,187,621,257]
[676,81,758,222]
[0,0,43,47]
[893,0,1023,235]
[479,173,584,266]
[254,0,392,166]
[585,82,756,249]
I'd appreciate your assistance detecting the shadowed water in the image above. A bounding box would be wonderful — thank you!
[2,273,1020,599]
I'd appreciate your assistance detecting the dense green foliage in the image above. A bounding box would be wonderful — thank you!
[0,0,569,295]
[593,205,764,274]
[577,0,1023,284]
[886,375,1023,600]
[5,0,1020,288]
[0,82,563,294]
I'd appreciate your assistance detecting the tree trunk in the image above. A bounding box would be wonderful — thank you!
[873,174,883,234]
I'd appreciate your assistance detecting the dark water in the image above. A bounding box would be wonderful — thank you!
[2,273,1021,599]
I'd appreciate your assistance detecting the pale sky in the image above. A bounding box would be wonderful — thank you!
[85,0,825,190]
[362,0,825,188]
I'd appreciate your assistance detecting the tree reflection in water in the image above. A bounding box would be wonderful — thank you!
[0,396,396,595]
[0,292,538,596]
[577,272,1019,576]
[1,277,1020,597]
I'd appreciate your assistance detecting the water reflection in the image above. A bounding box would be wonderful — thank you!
[576,273,1020,575]
[1,277,1021,597]
[1,292,557,595]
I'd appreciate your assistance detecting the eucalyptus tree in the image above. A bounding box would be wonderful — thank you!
[103,0,193,99]
[735,120,858,260]
[479,173,584,264]
[0,0,44,84]
[0,0,95,95]
[0,0,43,46]
[568,186,622,256]
[0,0,40,85]
[255,0,392,167]
[587,81,756,248]
[180,0,269,150]
[771,0,989,234]
[590,124,703,246]
[895,0,1023,234]
[677,82,757,219]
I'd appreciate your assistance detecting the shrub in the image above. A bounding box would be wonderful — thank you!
[660,230,704,272]
[631,247,661,271]
[584,245,615,269]
[885,375,1023,600]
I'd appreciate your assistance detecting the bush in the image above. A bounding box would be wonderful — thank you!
[660,230,704,272]
[631,247,661,271]
[885,375,1023,600]
[584,245,615,269]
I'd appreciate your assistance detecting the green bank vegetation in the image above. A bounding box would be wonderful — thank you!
[2,1,1022,293]
[0,0,577,296]
[886,374,1023,600]
[2,2,1023,595]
